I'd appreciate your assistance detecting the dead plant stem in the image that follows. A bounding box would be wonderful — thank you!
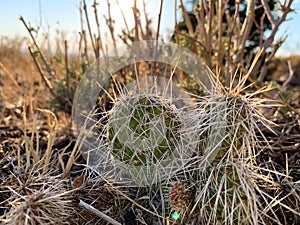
[19,16,56,80]
[28,47,56,97]
[78,199,122,225]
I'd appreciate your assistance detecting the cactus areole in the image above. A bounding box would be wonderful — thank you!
[108,94,182,167]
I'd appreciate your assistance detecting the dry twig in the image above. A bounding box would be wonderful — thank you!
[78,199,122,225]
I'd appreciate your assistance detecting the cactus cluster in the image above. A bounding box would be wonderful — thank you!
[72,39,300,223]
[92,74,299,224]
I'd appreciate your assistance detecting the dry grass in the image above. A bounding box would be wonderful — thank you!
[0,169,73,225]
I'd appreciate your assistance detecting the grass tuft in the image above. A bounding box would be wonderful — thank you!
[0,168,73,225]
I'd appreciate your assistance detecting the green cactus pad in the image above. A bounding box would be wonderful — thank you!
[108,94,182,167]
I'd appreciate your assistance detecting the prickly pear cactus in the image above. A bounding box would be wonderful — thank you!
[108,94,182,167]
[197,92,260,225]
[204,93,249,164]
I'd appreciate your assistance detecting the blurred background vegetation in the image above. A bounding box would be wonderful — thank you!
[0,0,299,119]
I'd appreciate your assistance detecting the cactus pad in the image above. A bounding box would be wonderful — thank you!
[108,94,182,167]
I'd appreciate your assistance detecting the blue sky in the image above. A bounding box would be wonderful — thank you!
[0,0,299,56]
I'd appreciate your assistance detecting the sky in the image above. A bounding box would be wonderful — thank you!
[0,0,299,56]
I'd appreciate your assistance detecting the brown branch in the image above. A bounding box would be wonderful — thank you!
[259,12,266,46]
[64,40,70,99]
[83,0,97,58]
[79,1,89,64]
[261,0,276,27]
[217,0,224,73]
[19,16,56,80]
[258,37,285,82]
[206,0,214,68]
[225,0,239,85]
[28,47,56,97]
[252,0,294,79]
[132,0,139,41]
[152,0,164,77]
[156,0,164,41]
[283,59,294,88]
[179,0,194,34]
[260,7,293,53]
[105,0,118,56]
[233,0,241,52]
[78,199,122,225]
[92,0,102,58]
[143,0,152,40]
[234,0,255,64]
[197,0,207,40]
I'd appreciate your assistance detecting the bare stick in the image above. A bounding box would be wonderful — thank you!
[78,199,122,225]
[79,1,89,64]
[258,37,285,82]
[156,0,164,41]
[116,0,130,35]
[152,0,164,78]
[261,0,276,28]
[234,0,255,64]
[19,16,56,80]
[206,0,214,68]
[132,0,140,41]
[28,47,56,97]
[105,0,118,56]
[253,0,294,79]
[92,0,102,58]
[83,0,97,58]
[174,0,177,26]
[142,0,152,39]
[283,60,294,88]
[64,40,70,100]
[179,0,193,34]
[260,3,293,53]
[217,0,223,72]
